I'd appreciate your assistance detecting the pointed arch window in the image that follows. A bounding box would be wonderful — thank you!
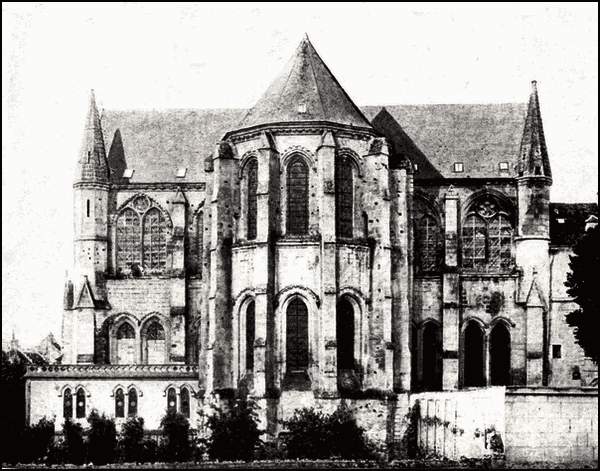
[167,387,177,414]
[142,320,166,364]
[116,322,135,365]
[335,156,353,238]
[116,195,172,276]
[180,387,190,418]
[287,157,309,235]
[76,388,86,419]
[63,388,73,419]
[128,388,138,417]
[247,160,258,240]
[462,198,513,271]
[245,301,255,372]
[415,215,442,272]
[286,298,309,374]
[115,388,125,418]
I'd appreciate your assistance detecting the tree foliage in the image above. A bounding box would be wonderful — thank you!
[160,410,191,462]
[87,410,117,464]
[564,225,599,364]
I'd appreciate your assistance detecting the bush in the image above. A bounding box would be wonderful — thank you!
[62,419,86,464]
[204,396,263,461]
[87,410,117,464]
[281,402,374,460]
[21,417,55,463]
[160,410,191,462]
[119,416,144,462]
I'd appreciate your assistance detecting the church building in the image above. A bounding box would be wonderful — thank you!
[25,36,597,439]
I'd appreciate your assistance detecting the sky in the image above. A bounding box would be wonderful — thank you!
[2,2,598,347]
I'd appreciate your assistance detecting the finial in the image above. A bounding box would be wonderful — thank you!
[531,80,537,93]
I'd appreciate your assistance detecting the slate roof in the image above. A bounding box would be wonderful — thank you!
[550,203,599,246]
[237,35,373,131]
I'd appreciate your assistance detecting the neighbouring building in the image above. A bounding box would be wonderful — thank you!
[25,37,598,452]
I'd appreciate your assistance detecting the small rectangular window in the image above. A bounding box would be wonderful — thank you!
[414,163,419,172]
[453,162,464,173]
[552,345,562,359]
[176,167,187,178]
[557,218,565,224]
[499,162,509,171]
[297,103,307,114]
[123,168,134,179]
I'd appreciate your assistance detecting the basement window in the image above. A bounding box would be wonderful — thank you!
[123,168,134,179]
[453,162,464,173]
[552,344,561,359]
[176,167,187,178]
[499,162,509,172]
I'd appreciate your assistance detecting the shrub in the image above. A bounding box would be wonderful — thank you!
[87,410,117,464]
[159,410,191,462]
[398,401,421,459]
[204,395,263,461]
[281,403,374,460]
[21,417,55,463]
[62,419,86,464]
[119,416,144,462]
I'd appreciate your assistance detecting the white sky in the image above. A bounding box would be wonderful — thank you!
[2,2,598,347]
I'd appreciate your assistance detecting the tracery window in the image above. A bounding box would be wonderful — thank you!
[462,198,513,271]
[415,214,442,272]
[286,157,309,235]
[115,388,125,418]
[116,322,135,365]
[143,320,166,365]
[116,195,172,275]
[247,160,258,240]
[76,388,86,419]
[128,388,138,417]
[167,387,177,414]
[335,156,353,238]
[63,388,73,419]
[180,387,190,418]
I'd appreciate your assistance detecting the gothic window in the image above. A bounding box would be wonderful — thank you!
[461,198,513,271]
[76,388,86,419]
[247,160,258,240]
[115,388,125,418]
[490,323,511,386]
[143,208,167,271]
[286,298,309,374]
[143,320,166,365]
[463,322,485,387]
[286,157,309,235]
[167,387,177,414]
[415,215,442,272]
[245,301,255,372]
[335,157,353,238]
[63,388,73,419]
[115,195,171,275]
[116,209,141,272]
[336,298,354,370]
[128,388,138,417]
[116,322,135,365]
[421,322,442,391]
[180,387,190,418]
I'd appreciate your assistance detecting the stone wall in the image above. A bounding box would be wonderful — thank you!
[505,387,598,463]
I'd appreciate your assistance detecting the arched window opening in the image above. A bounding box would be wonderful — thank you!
[247,160,258,240]
[245,301,255,372]
[462,198,513,271]
[115,388,125,418]
[463,322,485,387]
[143,320,166,365]
[336,298,355,370]
[167,387,177,414]
[286,158,309,235]
[143,208,167,271]
[197,211,204,278]
[286,298,309,374]
[415,215,442,272]
[490,323,511,386]
[180,387,190,418]
[116,208,141,273]
[86,199,90,218]
[116,322,135,365]
[422,323,442,391]
[128,388,138,417]
[335,157,353,238]
[76,388,86,419]
[63,388,73,419]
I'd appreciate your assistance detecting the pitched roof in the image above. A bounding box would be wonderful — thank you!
[102,103,529,183]
[237,35,373,131]
[362,103,528,179]
[550,203,599,246]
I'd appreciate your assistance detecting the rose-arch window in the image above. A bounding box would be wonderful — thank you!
[462,198,513,271]
[116,195,172,275]
[247,160,258,240]
[335,156,353,238]
[287,157,309,235]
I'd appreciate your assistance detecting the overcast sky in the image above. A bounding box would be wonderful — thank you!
[2,2,598,347]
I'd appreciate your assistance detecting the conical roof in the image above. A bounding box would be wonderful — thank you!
[237,35,373,131]
[518,81,551,179]
[77,90,108,182]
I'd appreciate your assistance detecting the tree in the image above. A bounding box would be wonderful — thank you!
[87,410,117,464]
[0,355,27,463]
[565,224,599,363]
[160,410,191,462]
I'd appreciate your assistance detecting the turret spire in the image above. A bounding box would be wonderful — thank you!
[518,80,552,180]
[77,89,108,182]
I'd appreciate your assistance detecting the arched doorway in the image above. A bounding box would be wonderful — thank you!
[422,322,442,391]
[463,321,485,387]
[286,298,309,375]
[490,323,511,385]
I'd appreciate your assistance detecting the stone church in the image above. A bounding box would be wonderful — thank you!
[26,36,597,438]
